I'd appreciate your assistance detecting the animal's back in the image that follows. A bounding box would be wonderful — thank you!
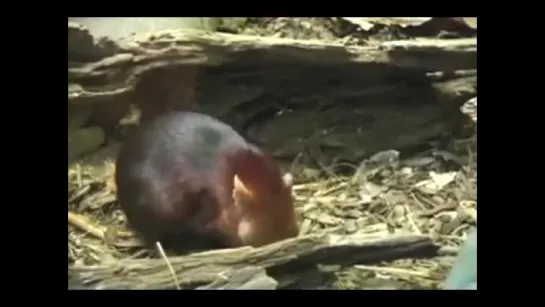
[119,111,250,174]
[115,112,255,249]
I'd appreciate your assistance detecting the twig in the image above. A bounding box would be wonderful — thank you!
[409,192,427,211]
[355,265,431,278]
[416,203,457,218]
[76,164,83,187]
[156,242,181,290]
[403,204,422,235]
[68,211,105,240]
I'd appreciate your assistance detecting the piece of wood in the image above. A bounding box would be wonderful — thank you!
[68,232,439,290]
[68,22,476,174]
[68,26,476,107]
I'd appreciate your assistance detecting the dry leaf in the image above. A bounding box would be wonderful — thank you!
[414,171,457,194]
[361,182,387,198]
[358,192,373,205]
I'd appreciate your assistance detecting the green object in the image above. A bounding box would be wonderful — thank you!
[444,229,477,289]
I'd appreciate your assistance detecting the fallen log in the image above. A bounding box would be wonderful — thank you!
[68,232,439,290]
[68,23,476,172]
[68,27,476,106]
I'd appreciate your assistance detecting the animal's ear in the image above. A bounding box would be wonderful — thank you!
[230,148,285,197]
[233,174,251,198]
[232,174,260,214]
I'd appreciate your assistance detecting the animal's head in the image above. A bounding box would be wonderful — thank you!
[230,148,298,247]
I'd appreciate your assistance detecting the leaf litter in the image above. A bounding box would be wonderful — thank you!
[68,127,476,289]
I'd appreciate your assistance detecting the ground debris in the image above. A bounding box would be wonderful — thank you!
[69,132,476,289]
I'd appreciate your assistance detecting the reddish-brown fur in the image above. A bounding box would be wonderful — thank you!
[115,111,298,252]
